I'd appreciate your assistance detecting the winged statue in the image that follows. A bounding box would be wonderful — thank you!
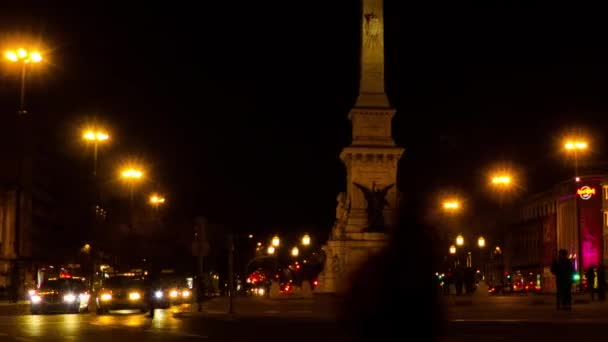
[353,182,394,232]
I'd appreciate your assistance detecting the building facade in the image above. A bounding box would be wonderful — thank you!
[506,175,607,291]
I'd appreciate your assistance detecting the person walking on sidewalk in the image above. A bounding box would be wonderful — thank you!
[597,263,607,301]
[585,266,595,301]
[551,249,575,311]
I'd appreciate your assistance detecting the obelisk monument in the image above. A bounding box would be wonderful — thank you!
[316,0,404,294]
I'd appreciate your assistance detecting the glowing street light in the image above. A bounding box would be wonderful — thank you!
[491,175,512,186]
[121,168,143,180]
[267,246,275,255]
[4,47,44,116]
[301,234,311,246]
[149,193,166,207]
[456,234,464,247]
[563,137,589,180]
[478,236,486,248]
[564,139,588,151]
[291,246,299,257]
[449,245,457,254]
[271,235,280,248]
[82,127,110,177]
[442,200,461,212]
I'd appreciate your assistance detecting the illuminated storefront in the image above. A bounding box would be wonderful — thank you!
[506,175,606,292]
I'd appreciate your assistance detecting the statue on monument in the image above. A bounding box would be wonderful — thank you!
[363,11,382,46]
[353,182,394,232]
[331,192,350,240]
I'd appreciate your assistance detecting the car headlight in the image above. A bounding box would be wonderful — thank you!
[31,295,42,304]
[154,290,163,299]
[129,292,141,300]
[63,293,77,303]
[79,293,90,302]
[181,290,191,298]
[100,293,112,301]
[169,290,179,298]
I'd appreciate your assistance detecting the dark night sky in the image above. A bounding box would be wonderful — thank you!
[1,3,608,241]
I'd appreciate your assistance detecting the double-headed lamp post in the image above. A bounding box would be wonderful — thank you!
[149,193,166,209]
[564,138,588,180]
[564,137,588,282]
[82,128,109,177]
[4,48,43,116]
[120,167,144,231]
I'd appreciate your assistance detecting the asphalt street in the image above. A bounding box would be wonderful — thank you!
[0,301,348,341]
[1,295,608,341]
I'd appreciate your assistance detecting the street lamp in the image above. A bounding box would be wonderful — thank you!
[4,47,43,116]
[491,175,512,186]
[148,193,166,208]
[291,246,299,257]
[478,236,486,248]
[120,166,144,231]
[456,234,464,247]
[5,47,44,290]
[301,234,311,246]
[442,200,461,212]
[449,245,457,254]
[267,246,275,255]
[82,127,110,177]
[563,137,588,283]
[271,235,280,248]
[563,137,588,180]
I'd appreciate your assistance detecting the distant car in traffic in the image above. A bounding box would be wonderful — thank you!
[95,274,148,314]
[30,277,90,314]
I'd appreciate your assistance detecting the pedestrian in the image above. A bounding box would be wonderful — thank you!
[145,270,161,318]
[585,266,595,301]
[550,249,575,311]
[597,264,606,301]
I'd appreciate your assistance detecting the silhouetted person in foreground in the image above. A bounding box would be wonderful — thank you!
[597,264,606,301]
[339,207,444,342]
[551,249,575,311]
[585,266,595,301]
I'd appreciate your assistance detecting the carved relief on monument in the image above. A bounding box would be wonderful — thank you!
[363,11,382,48]
[331,192,351,240]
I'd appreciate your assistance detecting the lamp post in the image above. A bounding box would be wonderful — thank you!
[291,246,299,258]
[120,166,144,231]
[82,128,109,177]
[564,138,589,286]
[148,193,166,209]
[4,48,43,301]
[4,48,43,116]
[301,234,311,247]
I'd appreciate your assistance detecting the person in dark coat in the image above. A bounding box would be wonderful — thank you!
[597,264,606,301]
[145,270,161,318]
[585,267,595,301]
[551,249,575,311]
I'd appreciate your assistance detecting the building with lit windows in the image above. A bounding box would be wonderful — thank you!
[505,174,607,292]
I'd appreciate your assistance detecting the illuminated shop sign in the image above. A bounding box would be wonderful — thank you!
[577,186,596,200]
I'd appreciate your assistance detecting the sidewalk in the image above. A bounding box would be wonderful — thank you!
[173,296,338,320]
[0,300,29,306]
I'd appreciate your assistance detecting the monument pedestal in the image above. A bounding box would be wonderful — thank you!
[316,233,388,294]
[317,0,402,294]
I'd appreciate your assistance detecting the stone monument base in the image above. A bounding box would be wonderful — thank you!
[315,232,388,294]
